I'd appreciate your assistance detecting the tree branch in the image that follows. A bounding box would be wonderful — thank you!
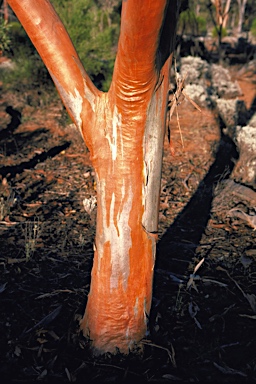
[7,0,100,133]
[110,0,176,117]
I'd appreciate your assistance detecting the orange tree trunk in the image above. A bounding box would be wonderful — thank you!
[7,0,179,354]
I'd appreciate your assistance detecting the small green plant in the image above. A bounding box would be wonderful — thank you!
[212,25,227,39]
[196,16,207,36]
[178,9,197,35]
[0,19,11,53]
[24,218,41,261]
[178,10,207,37]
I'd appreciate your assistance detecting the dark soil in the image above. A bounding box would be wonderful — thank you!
[0,64,256,383]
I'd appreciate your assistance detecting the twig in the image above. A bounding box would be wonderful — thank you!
[22,305,62,336]
[141,340,176,368]
[36,290,75,299]
[227,208,256,230]
[175,98,184,148]
[182,91,202,112]
[187,258,205,290]
[168,70,201,149]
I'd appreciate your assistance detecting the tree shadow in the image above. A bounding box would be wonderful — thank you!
[248,96,256,121]
[0,106,21,140]
[0,141,70,180]
[0,105,71,180]
[156,134,238,276]
[155,76,256,277]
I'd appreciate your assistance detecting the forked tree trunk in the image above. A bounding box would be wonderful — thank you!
[7,0,179,354]
[213,0,231,28]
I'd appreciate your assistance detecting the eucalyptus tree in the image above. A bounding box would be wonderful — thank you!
[7,0,179,355]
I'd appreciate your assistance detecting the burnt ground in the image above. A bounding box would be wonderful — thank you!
[0,65,255,384]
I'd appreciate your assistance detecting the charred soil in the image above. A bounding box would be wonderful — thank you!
[0,63,256,383]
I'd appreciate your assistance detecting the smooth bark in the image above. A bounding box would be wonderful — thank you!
[7,0,179,354]
[236,0,247,34]
[3,0,9,22]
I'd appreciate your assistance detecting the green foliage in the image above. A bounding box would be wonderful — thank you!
[178,9,207,36]
[212,26,227,39]
[1,19,51,92]
[3,0,120,92]
[250,18,256,37]
[51,0,120,90]
[196,16,207,36]
[0,18,11,53]
[2,51,50,90]
[8,21,34,54]
[178,9,197,34]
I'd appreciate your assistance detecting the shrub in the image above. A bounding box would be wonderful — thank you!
[212,26,227,39]
[1,20,51,91]
[51,0,120,91]
[8,21,34,54]
[2,1,120,92]
[0,18,11,53]
[178,10,207,37]
[196,16,207,36]
[178,9,197,35]
[250,18,256,37]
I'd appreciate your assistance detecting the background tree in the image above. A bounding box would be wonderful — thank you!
[2,0,8,22]
[236,0,247,34]
[7,0,179,355]
[213,0,232,28]
[207,0,230,61]
[177,0,207,37]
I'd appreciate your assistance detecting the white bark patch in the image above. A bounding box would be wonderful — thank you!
[141,161,148,216]
[134,297,139,318]
[50,74,83,134]
[106,105,122,161]
[109,185,133,290]
[99,180,133,290]
[33,14,41,26]
[84,83,96,113]
[67,87,83,134]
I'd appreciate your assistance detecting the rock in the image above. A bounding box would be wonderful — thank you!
[248,113,256,128]
[211,64,242,98]
[231,125,256,188]
[179,57,243,108]
[236,125,256,153]
[180,56,210,86]
[216,99,248,128]
[179,56,214,108]
[178,56,255,188]
[183,84,210,108]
